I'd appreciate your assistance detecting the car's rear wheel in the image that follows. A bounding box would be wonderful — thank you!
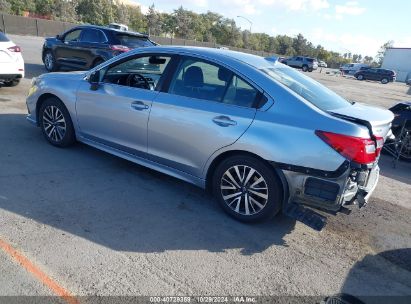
[381,77,389,84]
[3,79,20,87]
[44,51,59,72]
[212,155,283,222]
[356,74,364,80]
[302,65,308,72]
[39,97,75,147]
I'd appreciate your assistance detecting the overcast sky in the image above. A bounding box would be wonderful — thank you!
[132,0,411,57]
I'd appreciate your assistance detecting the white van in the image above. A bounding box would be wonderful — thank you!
[340,63,370,75]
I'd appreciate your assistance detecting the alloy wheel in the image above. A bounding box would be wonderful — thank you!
[42,105,66,142]
[220,165,269,216]
[45,53,53,70]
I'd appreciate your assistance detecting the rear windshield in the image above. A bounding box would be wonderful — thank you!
[0,31,10,42]
[116,34,154,48]
[261,64,351,111]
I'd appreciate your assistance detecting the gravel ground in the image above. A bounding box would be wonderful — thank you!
[0,35,410,302]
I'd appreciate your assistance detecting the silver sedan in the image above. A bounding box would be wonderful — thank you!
[26,47,393,229]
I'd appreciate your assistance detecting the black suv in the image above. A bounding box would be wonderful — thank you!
[354,68,396,84]
[42,25,156,72]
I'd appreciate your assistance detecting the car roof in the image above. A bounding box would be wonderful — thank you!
[128,46,276,69]
[72,25,148,38]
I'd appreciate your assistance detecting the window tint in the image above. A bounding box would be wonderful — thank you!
[307,58,314,63]
[116,34,155,47]
[81,29,106,43]
[102,55,171,90]
[64,30,81,42]
[262,66,351,111]
[0,31,9,42]
[169,58,232,102]
[223,76,258,108]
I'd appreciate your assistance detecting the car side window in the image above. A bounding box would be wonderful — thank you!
[81,29,106,43]
[168,58,232,102]
[222,75,259,108]
[64,30,81,42]
[102,55,171,90]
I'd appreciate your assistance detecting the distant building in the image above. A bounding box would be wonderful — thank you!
[381,48,411,82]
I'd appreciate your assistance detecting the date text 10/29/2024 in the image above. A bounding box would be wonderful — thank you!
[149,296,257,303]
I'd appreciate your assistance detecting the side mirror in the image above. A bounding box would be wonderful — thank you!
[56,34,62,40]
[89,70,100,91]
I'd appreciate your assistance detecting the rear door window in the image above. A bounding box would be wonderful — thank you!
[81,29,107,43]
[115,34,155,48]
[223,76,259,108]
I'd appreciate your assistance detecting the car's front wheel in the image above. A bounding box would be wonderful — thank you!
[39,97,75,147]
[381,77,389,84]
[212,155,283,222]
[44,51,59,72]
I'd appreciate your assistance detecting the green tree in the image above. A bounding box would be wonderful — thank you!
[376,40,394,65]
[146,4,162,36]
[0,0,11,13]
[53,0,78,22]
[34,0,54,16]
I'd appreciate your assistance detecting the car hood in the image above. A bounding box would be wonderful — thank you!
[329,102,394,138]
[39,71,87,81]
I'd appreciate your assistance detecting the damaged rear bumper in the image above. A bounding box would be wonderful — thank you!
[273,161,380,230]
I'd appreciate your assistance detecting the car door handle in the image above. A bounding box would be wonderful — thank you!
[131,101,149,111]
[212,116,237,127]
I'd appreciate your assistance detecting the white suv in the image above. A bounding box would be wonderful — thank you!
[0,31,24,87]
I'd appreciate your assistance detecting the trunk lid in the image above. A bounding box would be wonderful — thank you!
[0,41,16,63]
[329,102,394,138]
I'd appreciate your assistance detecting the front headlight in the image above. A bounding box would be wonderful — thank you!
[28,77,38,97]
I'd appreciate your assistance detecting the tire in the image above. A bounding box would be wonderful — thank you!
[91,58,104,69]
[212,155,283,223]
[39,97,75,147]
[356,74,364,80]
[3,79,20,87]
[393,128,411,162]
[302,65,308,72]
[308,67,313,72]
[381,78,389,84]
[43,51,59,72]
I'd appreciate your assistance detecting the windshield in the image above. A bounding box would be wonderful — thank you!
[261,64,351,111]
[116,34,155,48]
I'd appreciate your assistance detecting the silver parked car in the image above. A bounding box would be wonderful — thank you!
[26,46,393,228]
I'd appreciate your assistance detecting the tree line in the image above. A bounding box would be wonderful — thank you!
[1,0,386,67]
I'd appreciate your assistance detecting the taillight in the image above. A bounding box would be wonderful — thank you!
[316,130,379,164]
[8,45,21,52]
[375,136,384,157]
[109,45,130,52]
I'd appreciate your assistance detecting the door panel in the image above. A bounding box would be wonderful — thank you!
[147,93,256,177]
[76,81,157,155]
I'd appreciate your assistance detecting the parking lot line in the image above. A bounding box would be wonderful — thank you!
[0,237,79,304]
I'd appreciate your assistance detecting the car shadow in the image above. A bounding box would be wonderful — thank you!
[378,155,411,184]
[324,248,411,303]
[0,114,296,255]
